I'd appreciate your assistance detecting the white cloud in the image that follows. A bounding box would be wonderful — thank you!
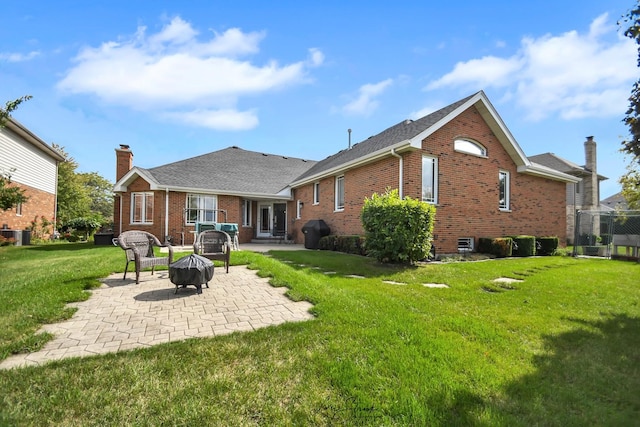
[409,104,440,120]
[0,51,40,62]
[57,16,322,130]
[425,13,636,121]
[342,78,393,116]
[164,108,259,130]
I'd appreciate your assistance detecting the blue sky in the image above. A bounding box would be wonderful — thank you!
[1,0,636,199]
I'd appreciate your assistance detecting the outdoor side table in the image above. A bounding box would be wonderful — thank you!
[169,254,214,294]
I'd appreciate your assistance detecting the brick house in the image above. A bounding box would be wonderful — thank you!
[0,118,64,240]
[113,91,578,253]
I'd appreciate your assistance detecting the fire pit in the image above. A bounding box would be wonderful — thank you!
[169,254,214,294]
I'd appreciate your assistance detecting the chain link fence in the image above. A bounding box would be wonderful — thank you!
[573,210,640,260]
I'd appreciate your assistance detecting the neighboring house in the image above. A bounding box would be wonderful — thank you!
[529,137,607,244]
[0,118,64,238]
[114,91,578,253]
[600,192,628,212]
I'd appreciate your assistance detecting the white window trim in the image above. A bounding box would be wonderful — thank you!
[242,199,252,227]
[499,170,510,211]
[185,194,218,225]
[130,192,154,225]
[313,182,320,205]
[422,155,438,204]
[296,200,302,219]
[16,202,22,216]
[335,175,345,212]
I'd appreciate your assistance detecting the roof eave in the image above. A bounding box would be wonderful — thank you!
[290,139,417,187]
[5,118,64,162]
[517,164,581,183]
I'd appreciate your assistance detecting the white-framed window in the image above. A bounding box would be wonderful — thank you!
[296,200,302,219]
[313,182,320,205]
[131,192,154,224]
[454,139,487,157]
[242,199,252,227]
[185,194,218,224]
[15,202,22,216]
[335,175,345,211]
[499,170,510,210]
[422,156,438,204]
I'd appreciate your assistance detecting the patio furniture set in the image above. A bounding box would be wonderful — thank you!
[113,229,233,293]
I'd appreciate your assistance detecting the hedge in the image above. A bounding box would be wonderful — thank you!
[535,236,559,256]
[478,237,513,258]
[511,235,536,257]
[318,235,367,256]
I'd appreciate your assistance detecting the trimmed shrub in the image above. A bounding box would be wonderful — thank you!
[335,235,366,256]
[318,235,337,251]
[492,237,513,257]
[512,235,536,257]
[536,236,559,256]
[478,237,513,257]
[361,188,435,264]
[478,238,493,254]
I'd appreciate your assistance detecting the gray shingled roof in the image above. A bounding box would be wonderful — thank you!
[144,146,317,195]
[293,92,477,182]
[528,153,585,175]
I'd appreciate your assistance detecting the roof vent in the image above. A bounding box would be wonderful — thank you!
[119,144,130,150]
[405,119,413,124]
[262,153,268,156]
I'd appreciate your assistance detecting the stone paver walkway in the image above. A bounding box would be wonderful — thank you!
[0,266,314,370]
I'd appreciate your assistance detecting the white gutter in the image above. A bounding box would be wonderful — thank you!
[165,188,170,242]
[390,148,403,198]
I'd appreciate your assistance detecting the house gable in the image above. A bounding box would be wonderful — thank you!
[291,91,577,187]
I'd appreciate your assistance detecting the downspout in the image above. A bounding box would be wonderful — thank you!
[165,188,170,243]
[118,194,123,236]
[390,148,403,198]
[53,161,59,238]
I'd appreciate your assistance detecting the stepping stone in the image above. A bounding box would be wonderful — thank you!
[423,283,449,288]
[382,280,407,285]
[345,274,365,279]
[493,277,523,284]
[323,271,337,275]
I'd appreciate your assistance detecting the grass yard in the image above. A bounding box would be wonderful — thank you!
[0,243,639,425]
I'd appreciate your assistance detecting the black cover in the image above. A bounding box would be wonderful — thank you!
[169,254,214,292]
[301,219,331,249]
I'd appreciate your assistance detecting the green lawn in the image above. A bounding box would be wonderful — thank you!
[1,243,639,425]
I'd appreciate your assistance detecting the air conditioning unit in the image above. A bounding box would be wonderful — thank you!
[457,237,474,253]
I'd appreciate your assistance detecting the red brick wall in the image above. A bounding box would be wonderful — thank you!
[115,180,253,245]
[290,106,568,253]
[0,182,56,238]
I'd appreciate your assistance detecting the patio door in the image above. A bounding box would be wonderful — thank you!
[256,203,288,238]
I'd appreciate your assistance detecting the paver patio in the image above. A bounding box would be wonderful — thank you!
[0,265,314,370]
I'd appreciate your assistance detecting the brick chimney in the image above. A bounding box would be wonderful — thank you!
[115,144,133,181]
[582,136,598,209]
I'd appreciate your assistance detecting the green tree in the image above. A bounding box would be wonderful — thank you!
[53,144,92,225]
[619,2,640,206]
[77,172,114,222]
[0,169,28,211]
[0,95,32,126]
[0,96,32,210]
[620,163,640,209]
